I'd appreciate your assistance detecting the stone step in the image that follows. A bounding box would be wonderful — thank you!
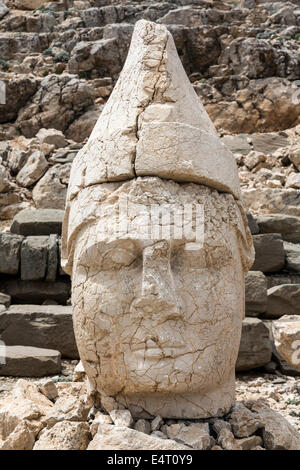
[1,279,70,304]
[0,304,78,359]
[236,318,272,371]
[10,209,64,236]
[0,345,61,377]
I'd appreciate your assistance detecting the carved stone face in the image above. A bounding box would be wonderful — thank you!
[69,178,251,418]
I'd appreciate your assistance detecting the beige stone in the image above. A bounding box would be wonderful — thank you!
[33,422,91,450]
[272,316,300,371]
[217,428,242,450]
[229,402,263,438]
[16,151,48,188]
[62,20,254,420]
[13,0,58,10]
[0,380,52,442]
[63,179,253,419]
[67,20,241,202]
[110,409,133,428]
[166,422,211,450]
[134,419,151,435]
[38,380,58,402]
[43,393,91,428]
[0,421,36,451]
[87,424,190,450]
[73,360,86,382]
[245,400,300,450]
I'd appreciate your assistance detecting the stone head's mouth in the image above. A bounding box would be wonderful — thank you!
[131,338,186,359]
[132,337,185,351]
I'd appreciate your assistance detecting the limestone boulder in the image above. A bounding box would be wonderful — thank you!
[33,422,91,450]
[20,236,49,281]
[246,212,259,235]
[288,145,300,171]
[242,188,300,217]
[166,422,212,450]
[251,133,289,155]
[11,209,64,236]
[0,305,78,358]
[0,233,23,275]
[17,75,94,138]
[110,410,133,428]
[245,271,267,315]
[0,2,9,20]
[0,345,61,377]
[0,379,52,443]
[0,165,10,193]
[286,173,300,189]
[272,316,300,371]
[13,0,57,9]
[229,402,263,438]
[1,279,70,304]
[16,151,48,188]
[36,128,68,149]
[245,400,300,450]
[217,428,241,450]
[87,424,190,450]
[284,242,300,273]
[251,234,285,272]
[221,134,252,156]
[42,394,91,428]
[236,318,272,371]
[0,421,36,450]
[265,284,300,318]
[257,214,300,243]
[0,74,39,124]
[32,164,71,210]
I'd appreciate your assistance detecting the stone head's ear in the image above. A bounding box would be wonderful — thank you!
[234,200,255,273]
[61,202,73,277]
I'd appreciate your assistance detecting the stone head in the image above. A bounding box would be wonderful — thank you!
[62,20,254,418]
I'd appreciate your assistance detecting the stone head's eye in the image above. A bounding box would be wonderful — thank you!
[206,244,233,268]
[101,248,136,270]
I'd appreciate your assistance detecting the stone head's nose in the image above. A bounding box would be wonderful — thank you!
[130,240,183,320]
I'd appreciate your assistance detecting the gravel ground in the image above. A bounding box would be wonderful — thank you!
[0,364,300,432]
[236,372,300,432]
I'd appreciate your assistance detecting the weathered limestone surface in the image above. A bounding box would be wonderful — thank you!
[265,284,300,318]
[236,318,272,371]
[272,316,300,371]
[0,233,23,275]
[256,214,300,243]
[62,21,254,420]
[245,271,267,315]
[11,209,64,236]
[87,424,189,450]
[0,305,78,358]
[0,345,61,377]
[68,19,241,202]
[245,400,300,450]
[251,234,285,273]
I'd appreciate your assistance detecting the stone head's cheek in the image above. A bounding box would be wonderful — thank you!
[171,265,244,361]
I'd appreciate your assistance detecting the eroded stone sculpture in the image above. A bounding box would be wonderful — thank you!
[62,20,255,419]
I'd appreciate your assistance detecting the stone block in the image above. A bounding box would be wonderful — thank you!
[0,305,78,358]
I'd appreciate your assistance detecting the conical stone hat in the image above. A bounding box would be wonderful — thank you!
[67,19,241,202]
